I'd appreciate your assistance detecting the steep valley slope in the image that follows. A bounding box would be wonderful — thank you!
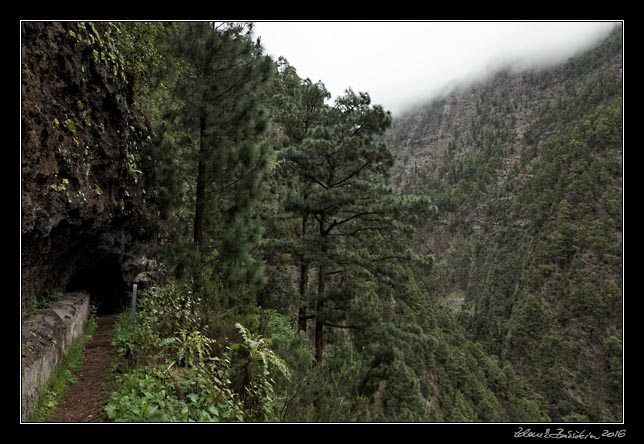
[385,25,623,422]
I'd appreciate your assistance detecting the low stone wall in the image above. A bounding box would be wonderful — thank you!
[21,292,90,422]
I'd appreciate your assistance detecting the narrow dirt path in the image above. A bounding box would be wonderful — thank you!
[52,314,118,422]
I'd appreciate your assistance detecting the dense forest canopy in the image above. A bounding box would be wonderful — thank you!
[21,21,622,423]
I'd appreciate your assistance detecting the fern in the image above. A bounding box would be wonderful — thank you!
[234,322,290,380]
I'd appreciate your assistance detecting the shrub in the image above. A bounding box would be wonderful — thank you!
[105,283,289,422]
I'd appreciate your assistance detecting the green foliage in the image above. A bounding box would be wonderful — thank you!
[110,22,169,107]
[504,75,621,420]
[49,177,69,193]
[244,46,556,422]
[24,291,65,318]
[233,322,290,380]
[63,118,76,133]
[228,323,290,421]
[124,150,143,183]
[252,252,550,422]
[73,22,128,83]
[269,330,372,422]
[150,22,274,292]
[603,336,622,403]
[105,283,288,422]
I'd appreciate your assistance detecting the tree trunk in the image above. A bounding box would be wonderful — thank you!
[314,318,323,363]
[298,216,309,332]
[193,115,207,248]
[315,214,327,363]
[314,265,325,363]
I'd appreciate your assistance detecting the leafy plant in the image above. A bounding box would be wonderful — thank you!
[105,283,288,422]
[227,322,290,421]
[63,119,76,133]
[24,291,65,318]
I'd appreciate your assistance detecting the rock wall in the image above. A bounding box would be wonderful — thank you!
[21,292,90,422]
[21,22,156,312]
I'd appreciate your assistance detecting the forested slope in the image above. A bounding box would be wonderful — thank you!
[385,25,623,422]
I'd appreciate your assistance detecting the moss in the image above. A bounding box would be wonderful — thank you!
[63,119,76,133]
[50,178,69,193]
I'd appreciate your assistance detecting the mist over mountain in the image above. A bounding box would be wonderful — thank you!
[385,25,623,421]
[253,21,620,116]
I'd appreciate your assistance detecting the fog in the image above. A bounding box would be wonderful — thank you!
[252,21,620,116]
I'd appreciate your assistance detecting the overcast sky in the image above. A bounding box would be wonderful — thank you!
[252,21,620,116]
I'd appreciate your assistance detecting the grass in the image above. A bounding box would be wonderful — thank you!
[103,311,137,389]
[23,292,65,320]
[30,313,98,422]
[445,288,466,299]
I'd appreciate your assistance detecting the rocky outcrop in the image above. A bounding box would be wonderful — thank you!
[122,255,168,289]
[21,22,156,313]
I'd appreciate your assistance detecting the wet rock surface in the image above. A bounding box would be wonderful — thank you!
[21,22,156,313]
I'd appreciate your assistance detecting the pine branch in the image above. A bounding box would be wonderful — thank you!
[325,269,345,276]
[332,226,386,237]
[323,322,362,329]
[330,160,372,188]
[324,211,380,235]
[205,158,265,193]
[371,254,411,263]
[290,157,329,189]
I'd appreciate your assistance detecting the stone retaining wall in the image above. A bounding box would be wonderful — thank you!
[21,292,90,422]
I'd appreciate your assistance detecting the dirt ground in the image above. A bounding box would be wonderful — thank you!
[52,314,118,422]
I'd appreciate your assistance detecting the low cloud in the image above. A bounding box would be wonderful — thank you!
[253,21,620,116]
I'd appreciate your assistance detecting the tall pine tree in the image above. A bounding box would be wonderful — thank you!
[160,22,274,293]
[269,59,331,332]
[281,89,434,362]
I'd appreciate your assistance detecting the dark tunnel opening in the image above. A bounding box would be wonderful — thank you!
[67,258,128,315]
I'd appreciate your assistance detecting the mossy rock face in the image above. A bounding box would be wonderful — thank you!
[21,22,156,312]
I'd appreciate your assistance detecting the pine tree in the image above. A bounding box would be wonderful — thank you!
[269,59,331,332]
[281,89,434,362]
[160,22,274,292]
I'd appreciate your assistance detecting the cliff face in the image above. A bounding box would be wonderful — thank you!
[21,22,155,314]
[386,26,623,421]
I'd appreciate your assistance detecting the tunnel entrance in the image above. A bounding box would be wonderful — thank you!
[67,258,128,315]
